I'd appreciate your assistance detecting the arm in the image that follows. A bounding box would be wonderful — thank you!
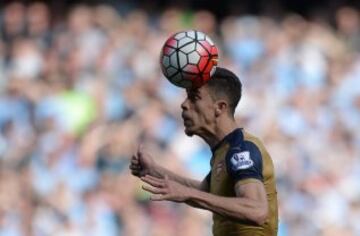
[142,171,211,210]
[184,177,209,209]
[151,164,208,190]
[141,175,268,225]
[187,179,268,225]
[129,145,208,191]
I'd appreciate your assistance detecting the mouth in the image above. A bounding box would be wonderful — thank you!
[181,113,189,120]
[183,119,192,126]
[181,114,192,126]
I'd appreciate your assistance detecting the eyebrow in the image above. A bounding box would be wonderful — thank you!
[187,88,201,96]
[187,92,200,100]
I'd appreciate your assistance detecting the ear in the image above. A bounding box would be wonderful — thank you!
[215,100,228,117]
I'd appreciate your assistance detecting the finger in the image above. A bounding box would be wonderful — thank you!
[142,185,166,194]
[141,176,165,188]
[141,179,164,188]
[142,174,165,183]
[131,158,139,165]
[130,169,141,173]
[130,167,142,173]
[131,155,139,161]
[131,168,140,173]
[144,175,167,183]
[137,143,144,156]
[130,168,142,173]
[150,194,168,201]
[144,175,169,186]
[129,164,141,170]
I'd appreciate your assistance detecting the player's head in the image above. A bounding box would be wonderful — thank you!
[206,67,242,116]
[181,67,242,136]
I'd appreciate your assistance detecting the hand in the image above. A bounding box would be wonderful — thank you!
[129,145,156,178]
[141,175,192,202]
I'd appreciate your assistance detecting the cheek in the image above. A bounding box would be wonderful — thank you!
[196,105,215,124]
[204,110,216,124]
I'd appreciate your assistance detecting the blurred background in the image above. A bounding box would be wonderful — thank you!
[0,0,359,235]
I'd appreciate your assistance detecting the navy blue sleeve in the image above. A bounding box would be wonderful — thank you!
[225,141,263,182]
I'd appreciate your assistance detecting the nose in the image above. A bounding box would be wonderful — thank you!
[181,98,188,111]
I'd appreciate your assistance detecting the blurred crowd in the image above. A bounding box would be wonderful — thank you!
[0,2,359,236]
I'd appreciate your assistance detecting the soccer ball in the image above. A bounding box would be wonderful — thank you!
[160,30,219,88]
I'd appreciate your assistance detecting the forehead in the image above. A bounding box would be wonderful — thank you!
[186,85,210,96]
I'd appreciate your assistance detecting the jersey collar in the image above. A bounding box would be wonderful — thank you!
[211,128,244,154]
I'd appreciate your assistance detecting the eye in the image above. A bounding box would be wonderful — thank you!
[188,93,201,102]
[186,89,202,102]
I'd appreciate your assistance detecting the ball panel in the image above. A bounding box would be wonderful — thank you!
[174,32,186,40]
[197,56,210,72]
[203,59,215,74]
[180,43,196,54]
[178,51,188,69]
[163,46,175,56]
[196,31,206,41]
[183,64,199,73]
[195,43,209,57]
[170,72,183,83]
[205,35,215,46]
[165,38,178,48]
[188,51,200,64]
[170,53,179,68]
[178,37,194,48]
[197,40,212,54]
[191,76,203,88]
[185,30,196,39]
[178,79,193,88]
[210,46,219,59]
[166,66,178,77]
[162,55,170,68]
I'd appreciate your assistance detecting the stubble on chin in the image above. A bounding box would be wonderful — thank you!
[184,128,194,137]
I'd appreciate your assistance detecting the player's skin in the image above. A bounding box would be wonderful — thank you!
[129,84,268,225]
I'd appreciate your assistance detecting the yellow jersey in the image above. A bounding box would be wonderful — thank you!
[206,128,278,236]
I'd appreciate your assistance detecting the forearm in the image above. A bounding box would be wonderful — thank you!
[152,165,202,190]
[187,188,267,224]
[140,174,267,224]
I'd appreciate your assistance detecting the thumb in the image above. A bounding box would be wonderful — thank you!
[137,143,144,156]
[137,144,147,164]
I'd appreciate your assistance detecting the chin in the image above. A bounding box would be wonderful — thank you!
[184,127,195,137]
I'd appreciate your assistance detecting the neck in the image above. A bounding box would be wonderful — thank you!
[200,118,238,149]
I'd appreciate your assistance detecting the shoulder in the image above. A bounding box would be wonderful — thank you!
[226,140,263,173]
[225,130,264,182]
[243,130,270,157]
[243,131,264,148]
[227,129,264,157]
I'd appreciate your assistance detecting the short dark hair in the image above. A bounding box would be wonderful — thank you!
[206,67,242,116]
